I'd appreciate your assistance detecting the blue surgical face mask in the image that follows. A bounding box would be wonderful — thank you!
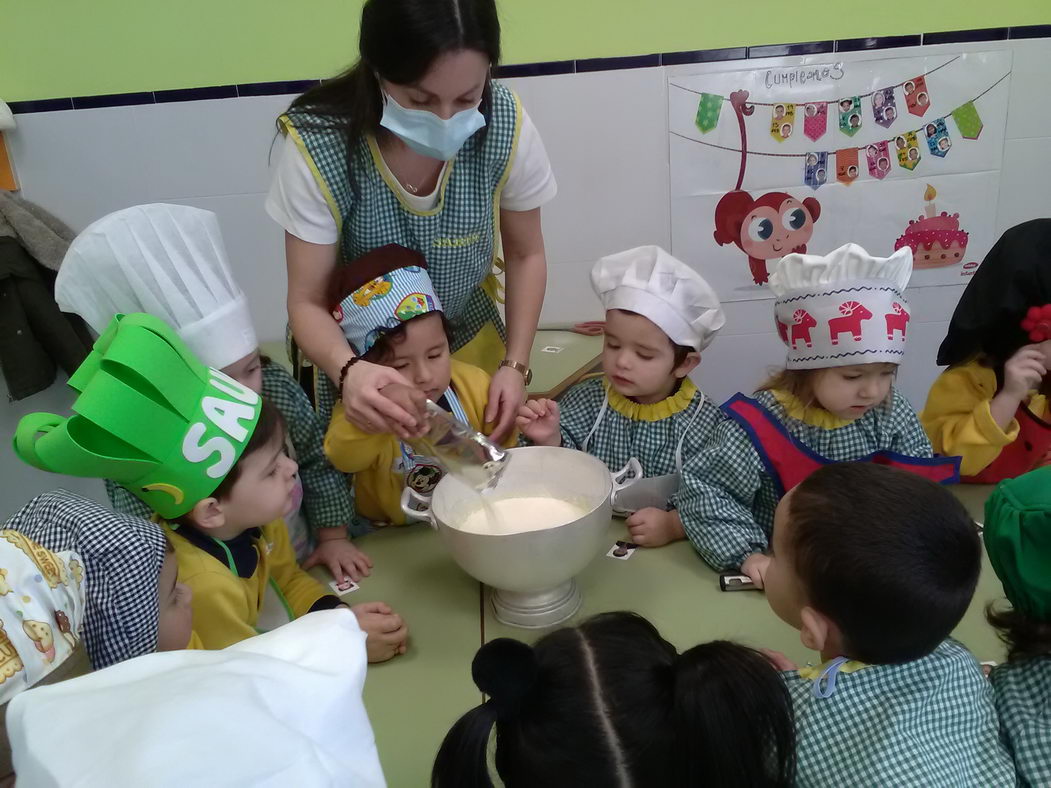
[379,92,486,161]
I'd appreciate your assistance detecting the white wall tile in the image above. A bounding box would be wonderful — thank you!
[997,137,1051,231]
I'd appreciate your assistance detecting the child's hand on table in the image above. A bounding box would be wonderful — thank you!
[625,508,685,547]
[516,399,561,446]
[741,553,771,589]
[304,529,373,583]
[352,601,409,663]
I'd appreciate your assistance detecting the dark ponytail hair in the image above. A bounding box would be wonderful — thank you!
[280,0,501,172]
[432,612,795,788]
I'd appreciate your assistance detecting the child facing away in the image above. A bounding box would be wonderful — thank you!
[761,463,1014,785]
[56,203,371,586]
[517,246,726,548]
[432,611,795,787]
[688,243,958,583]
[922,219,1051,483]
[324,245,514,525]
[14,313,407,662]
[983,466,1051,786]
[4,490,192,667]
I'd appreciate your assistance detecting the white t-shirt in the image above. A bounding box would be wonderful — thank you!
[266,107,557,245]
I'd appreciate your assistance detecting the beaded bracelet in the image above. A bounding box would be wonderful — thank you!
[338,357,362,394]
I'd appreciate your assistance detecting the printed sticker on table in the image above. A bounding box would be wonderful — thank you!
[803,102,828,142]
[865,141,893,180]
[837,96,863,137]
[804,151,829,190]
[836,148,860,185]
[904,75,931,117]
[770,103,796,142]
[952,101,983,139]
[895,131,921,171]
[923,118,952,157]
[695,93,724,133]
[871,88,898,128]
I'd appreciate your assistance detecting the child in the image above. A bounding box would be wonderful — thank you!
[324,245,511,525]
[55,203,370,585]
[4,490,192,667]
[14,313,407,662]
[688,243,958,581]
[983,466,1051,786]
[922,220,1051,482]
[761,463,1014,784]
[517,246,725,548]
[432,611,795,787]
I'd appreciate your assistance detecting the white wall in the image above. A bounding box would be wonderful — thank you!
[4,37,1051,511]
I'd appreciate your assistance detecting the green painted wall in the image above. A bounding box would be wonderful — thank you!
[3,0,1048,101]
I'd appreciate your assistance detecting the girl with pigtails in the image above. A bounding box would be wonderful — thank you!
[431,612,796,787]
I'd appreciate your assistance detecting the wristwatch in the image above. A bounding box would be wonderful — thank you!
[499,359,532,385]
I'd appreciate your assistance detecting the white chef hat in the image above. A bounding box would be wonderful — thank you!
[8,609,386,787]
[769,243,913,370]
[591,246,725,351]
[56,204,257,370]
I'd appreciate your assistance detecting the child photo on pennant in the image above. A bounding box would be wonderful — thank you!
[872,88,898,128]
[924,118,952,158]
[838,96,863,137]
[865,141,893,180]
[904,75,931,117]
[803,102,828,142]
[804,151,829,190]
[895,131,922,170]
[836,148,860,185]
[770,103,796,142]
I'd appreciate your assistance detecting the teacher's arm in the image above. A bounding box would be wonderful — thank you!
[486,207,548,441]
[284,232,418,435]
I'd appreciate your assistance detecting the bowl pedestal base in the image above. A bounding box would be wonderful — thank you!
[489,580,582,629]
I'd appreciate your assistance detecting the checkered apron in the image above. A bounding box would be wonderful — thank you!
[991,657,1051,786]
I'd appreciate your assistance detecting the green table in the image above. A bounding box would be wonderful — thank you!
[527,329,603,400]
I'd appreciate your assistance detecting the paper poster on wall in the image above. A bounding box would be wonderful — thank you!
[668,50,1011,301]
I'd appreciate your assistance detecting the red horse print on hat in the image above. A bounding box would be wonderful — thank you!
[829,301,872,345]
[885,302,910,340]
[712,91,822,286]
[785,309,818,349]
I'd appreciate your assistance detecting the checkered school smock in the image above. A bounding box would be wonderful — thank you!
[4,490,168,670]
[786,640,1015,786]
[685,388,933,570]
[991,657,1051,786]
[556,376,721,515]
[279,83,521,421]
[107,361,362,537]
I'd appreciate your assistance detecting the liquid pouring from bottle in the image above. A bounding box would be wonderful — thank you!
[407,400,509,491]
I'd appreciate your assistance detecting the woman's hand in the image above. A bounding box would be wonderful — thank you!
[342,361,425,439]
[485,365,527,443]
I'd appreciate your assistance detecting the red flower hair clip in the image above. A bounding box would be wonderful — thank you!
[1021,304,1051,342]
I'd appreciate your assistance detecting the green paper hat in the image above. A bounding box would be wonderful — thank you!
[984,466,1051,621]
[13,313,262,518]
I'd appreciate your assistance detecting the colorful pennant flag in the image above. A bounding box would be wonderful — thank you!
[952,101,983,139]
[803,102,828,142]
[895,131,921,170]
[838,96,863,137]
[804,151,829,190]
[924,118,952,158]
[770,103,796,142]
[865,141,893,180]
[904,75,931,117]
[836,148,860,185]
[872,88,898,128]
[695,93,723,134]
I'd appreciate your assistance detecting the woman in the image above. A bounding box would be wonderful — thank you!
[267,0,555,443]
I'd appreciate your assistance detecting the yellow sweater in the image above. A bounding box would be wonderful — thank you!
[168,518,331,650]
[920,360,1048,476]
[325,359,506,525]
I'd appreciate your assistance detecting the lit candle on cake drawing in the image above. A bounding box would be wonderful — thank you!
[894,183,970,268]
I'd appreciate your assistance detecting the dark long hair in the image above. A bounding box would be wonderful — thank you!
[281,0,501,166]
[432,612,796,788]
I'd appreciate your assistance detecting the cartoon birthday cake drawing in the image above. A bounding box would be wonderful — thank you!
[894,184,970,269]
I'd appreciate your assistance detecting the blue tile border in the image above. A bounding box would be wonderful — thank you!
[7,24,1050,113]
[155,85,238,103]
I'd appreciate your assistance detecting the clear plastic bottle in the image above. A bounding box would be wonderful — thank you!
[407,400,509,491]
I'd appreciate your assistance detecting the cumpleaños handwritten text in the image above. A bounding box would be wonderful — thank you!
[765,63,845,91]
